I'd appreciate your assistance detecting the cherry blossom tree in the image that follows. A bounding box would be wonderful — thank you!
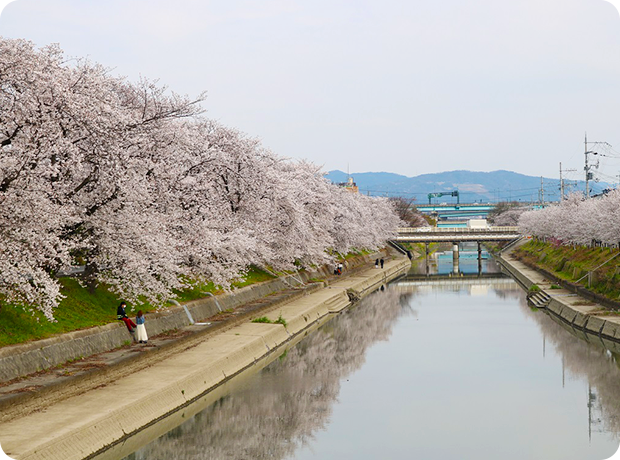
[1,38,206,317]
[519,191,620,248]
[0,37,402,321]
[488,202,526,227]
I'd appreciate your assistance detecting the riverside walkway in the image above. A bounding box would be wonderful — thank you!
[0,256,409,460]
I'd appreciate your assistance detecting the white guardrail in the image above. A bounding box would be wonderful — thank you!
[397,226,520,234]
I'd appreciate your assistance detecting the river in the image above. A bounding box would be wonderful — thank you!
[113,247,620,460]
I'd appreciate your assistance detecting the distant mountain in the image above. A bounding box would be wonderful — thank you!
[325,169,609,203]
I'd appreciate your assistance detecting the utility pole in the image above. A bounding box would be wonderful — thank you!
[583,132,594,199]
[540,176,544,206]
[585,133,590,198]
[584,133,611,198]
[560,163,564,200]
[560,162,577,200]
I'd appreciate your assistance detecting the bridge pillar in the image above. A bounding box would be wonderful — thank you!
[452,242,460,275]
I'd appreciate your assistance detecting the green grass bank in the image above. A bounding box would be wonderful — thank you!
[0,267,275,348]
[514,239,620,302]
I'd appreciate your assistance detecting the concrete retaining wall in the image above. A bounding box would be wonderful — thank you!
[0,251,386,383]
[496,256,534,291]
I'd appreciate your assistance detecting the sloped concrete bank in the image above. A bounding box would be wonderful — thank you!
[0,258,409,460]
[496,246,620,343]
[0,282,326,425]
[0,250,386,384]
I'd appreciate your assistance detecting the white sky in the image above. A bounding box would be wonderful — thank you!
[2,0,620,181]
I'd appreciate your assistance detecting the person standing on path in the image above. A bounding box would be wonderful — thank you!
[135,310,148,344]
[380,258,384,269]
[375,259,379,268]
[117,301,137,340]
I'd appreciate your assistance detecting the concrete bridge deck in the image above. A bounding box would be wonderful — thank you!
[395,226,521,243]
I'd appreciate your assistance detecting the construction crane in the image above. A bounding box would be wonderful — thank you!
[428,191,460,205]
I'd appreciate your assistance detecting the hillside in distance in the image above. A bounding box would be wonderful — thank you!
[325,169,608,204]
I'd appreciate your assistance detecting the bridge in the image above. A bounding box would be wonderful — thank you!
[395,226,521,243]
[415,204,495,221]
[393,226,522,270]
[416,204,495,213]
[415,202,542,224]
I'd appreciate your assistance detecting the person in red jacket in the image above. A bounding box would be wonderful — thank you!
[117,301,137,340]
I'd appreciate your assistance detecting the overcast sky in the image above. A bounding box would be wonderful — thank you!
[2,0,620,181]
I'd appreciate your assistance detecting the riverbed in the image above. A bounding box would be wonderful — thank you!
[117,250,620,460]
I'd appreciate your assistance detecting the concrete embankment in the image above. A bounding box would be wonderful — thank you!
[0,251,386,384]
[0,257,409,460]
[496,244,620,344]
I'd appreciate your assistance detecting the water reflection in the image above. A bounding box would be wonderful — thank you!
[123,289,414,460]
[116,253,620,460]
[405,247,510,297]
[518,296,620,439]
[414,251,620,445]
[418,244,499,277]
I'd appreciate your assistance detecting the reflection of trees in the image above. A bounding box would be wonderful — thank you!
[125,289,414,460]
[519,296,620,437]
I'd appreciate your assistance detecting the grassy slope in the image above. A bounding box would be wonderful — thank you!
[515,240,620,301]
[0,266,275,348]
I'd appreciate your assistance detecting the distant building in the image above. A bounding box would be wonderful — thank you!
[337,177,359,193]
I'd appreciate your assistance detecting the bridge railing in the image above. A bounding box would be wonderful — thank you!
[397,226,520,234]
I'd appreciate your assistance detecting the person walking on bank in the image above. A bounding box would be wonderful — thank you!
[380,258,384,269]
[117,301,137,340]
[375,259,379,268]
[135,310,148,344]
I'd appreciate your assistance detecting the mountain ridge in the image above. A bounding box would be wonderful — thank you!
[325,169,607,203]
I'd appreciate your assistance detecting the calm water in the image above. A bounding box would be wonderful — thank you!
[119,249,620,460]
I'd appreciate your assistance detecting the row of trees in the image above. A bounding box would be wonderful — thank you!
[519,191,620,246]
[0,38,401,321]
